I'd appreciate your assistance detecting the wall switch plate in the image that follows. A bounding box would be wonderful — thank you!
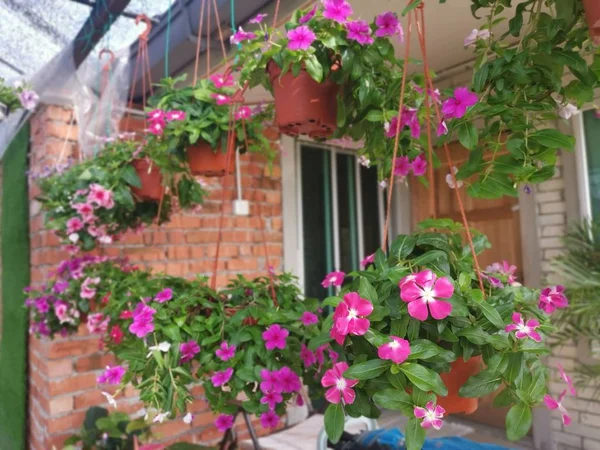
[233,199,250,216]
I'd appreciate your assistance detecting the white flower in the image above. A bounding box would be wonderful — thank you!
[379,180,388,189]
[68,233,79,243]
[101,392,117,408]
[383,121,391,133]
[358,155,370,168]
[98,235,113,244]
[147,341,171,358]
[446,167,464,189]
[558,103,578,120]
[153,411,170,423]
[183,413,194,424]
[464,28,491,47]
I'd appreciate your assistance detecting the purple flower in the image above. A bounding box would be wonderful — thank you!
[35,297,50,314]
[215,342,236,361]
[230,27,257,45]
[394,156,412,177]
[179,341,200,364]
[129,303,156,338]
[154,288,173,303]
[300,311,319,326]
[19,90,39,111]
[322,0,353,23]
[278,367,302,393]
[97,365,126,385]
[262,324,289,350]
[249,13,268,24]
[260,369,282,394]
[299,5,317,24]
[442,87,478,119]
[260,411,280,429]
[301,344,317,367]
[215,414,235,432]
[261,391,283,410]
[411,154,427,176]
[346,20,374,45]
[211,367,234,387]
[287,26,316,51]
[375,12,401,38]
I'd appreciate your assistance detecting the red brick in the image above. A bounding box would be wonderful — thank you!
[74,389,106,410]
[46,122,78,140]
[49,395,74,416]
[49,373,97,396]
[47,359,73,378]
[152,419,191,439]
[47,410,86,434]
[75,353,116,372]
[48,432,74,450]
[167,246,191,260]
[187,231,219,243]
[45,105,74,123]
[48,338,100,359]
[227,259,258,271]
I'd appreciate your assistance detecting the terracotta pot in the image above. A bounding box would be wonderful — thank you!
[186,140,235,177]
[130,159,164,202]
[583,0,600,44]
[267,61,340,139]
[437,355,483,415]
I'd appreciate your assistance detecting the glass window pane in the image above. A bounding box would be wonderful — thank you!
[360,165,381,256]
[336,153,359,272]
[583,110,600,220]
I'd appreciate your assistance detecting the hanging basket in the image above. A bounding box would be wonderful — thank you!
[186,140,234,177]
[130,159,164,202]
[437,355,483,415]
[583,0,600,44]
[267,61,340,139]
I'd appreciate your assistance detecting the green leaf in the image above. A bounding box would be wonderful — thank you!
[366,110,384,122]
[528,129,575,151]
[551,50,587,73]
[121,164,142,188]
[405,417,426,450]
[456,326,489,345]
[324,403,345,444]
[493,388,515,408]
[373,389,414,415]
[358,278,378,302]
[402,0,423,16]
[458,368,502,397]
[345,360,392,380]
[408,339,443,361]
[506,403,532,441]
[400,363,448,396]
[308,332,332,351]
[163,324,182,342]
[504,352,523,383]
[416,233,451,253]
[304,55,323,83]
[469,292,505,329]
[457,122,479,150]
[391,235,416,260]
[322,296,342,308]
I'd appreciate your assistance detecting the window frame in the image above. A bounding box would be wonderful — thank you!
[573,110,595,220]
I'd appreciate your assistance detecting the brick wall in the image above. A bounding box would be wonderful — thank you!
[27,105,284,449]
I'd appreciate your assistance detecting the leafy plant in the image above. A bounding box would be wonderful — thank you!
[0,77,38,116]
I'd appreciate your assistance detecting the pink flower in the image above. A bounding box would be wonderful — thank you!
[249,13,268,24]
[446,166,463,189]
[505,312,542,342]
[260,411,280,429]
[87,313,109,334]
[80,277,100,299]
[119,310,133,320]
[386,108,420,139]
[262,324,289,350]
[544,390,571,426]
[442,87,478,119]
[19,90,39,110]
[180,341,200,363]
[333,292,373,337]
[346,20,374,45]
[148,109,165,122]
[378,336,411,364]
[299,5,317,24]
[97,365,126,385]
[154,288,173,303]
[301,311,319,326]
[394,156,412,177]
[437,120,448,137]
[260,369,282,394]
[215,414,235,432]
[361,253,375,268]
[411,154,427,176]
[211,94,231,105]
[400,270,454,321]
[216,342,236,361]
[72,202,95,220]
[230,27,256,45]
[322,0,353,23]
[321,362,358,404]
[278,366,302,393]
[211,367,234,387]
[261,391,283,410]
[148,120,166,135]
[287,26,316,51]
[54,301,69,322]
[558,363,577,396]
[375,12,401,38]
[322,271,345,288]
[129,303,156,338]
[88,184,114,209]
[414,401,445,430]
[538,285,568,314]
[486,261,518,285]
[109,325,124,344]
[235,106,252,120]
[209,73,235,88]
[330,326,346,345]
[300,344,317,367]
[166,110,186,121]
[66,217,84,234]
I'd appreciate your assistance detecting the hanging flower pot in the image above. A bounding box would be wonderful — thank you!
[267,61,339,139]
[583,0,600,43]
[130,158,164,202]
[186,140,234,177]
[437,355,483,415]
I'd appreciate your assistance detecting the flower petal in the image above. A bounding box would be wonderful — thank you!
[325,387,342,404]
[408,301,429,321]
[544,395,559,410]
[413,406,427,419]
[400,282,423,303]
[432,277,454,298]
[428,300,453,320]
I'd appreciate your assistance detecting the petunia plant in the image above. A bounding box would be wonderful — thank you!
[317,218,572,449]
[36,136,207,252]
[0,77,39,119]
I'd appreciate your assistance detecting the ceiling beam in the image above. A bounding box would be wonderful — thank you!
[68,0,159,23]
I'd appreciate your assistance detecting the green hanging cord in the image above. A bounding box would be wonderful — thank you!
[231,0,242,62]
[165,0,173,77]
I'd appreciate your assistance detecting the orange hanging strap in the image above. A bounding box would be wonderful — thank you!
[192,0,207,85]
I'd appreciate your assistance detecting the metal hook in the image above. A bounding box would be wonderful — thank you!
[98,49,115,71]
[135,14,153,40]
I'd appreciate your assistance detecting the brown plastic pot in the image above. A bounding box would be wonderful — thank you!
[186,140,235,177]
[267,61,340,139]
[130,159,164,202]
[437,355,483,415]
[583,0,600,44]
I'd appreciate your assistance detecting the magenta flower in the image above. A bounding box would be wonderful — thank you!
[375,12,401,38]
[299,5,317,24]
[148,109,165,122]
[441,87,478,119]
[249,13,268,24]
[378,336,411,364]
[166,110,186,121]
[394,156,412,177]
[211,93,231,105]
[330,325,346,346]
[346,20,374,45]
[321,362,359,404]
[287,26,316,51]
[80,277,100,299]
[544,390,571,426]
[332,292,373,337]
[260,369,282,394]
[235,106,252,120]
[361,253,375,268]
[261,391,283,410]
[321,271,345,288]
[558,363,577,396]
[230,27,257,45]
[215,341,236,361]
[300,344,317,367]
[260,411,280,429]
[262,324,289,350]
[300,311,319,326]
[179,341,200,364]
[215,414,235,432]
[278,366,302,393]
[414,401,445,430]
[154,288,173,303]
[97,365,126,385]
[322,0,353,23]
[538,285,568,314]
[209,73,234,88]
[148,120,165,136]
[87,312,109,334]
[72,202,95,221]
[400,270,454,321]
[88,184,114,209]
[129,303,157,338]
[386,108,420,139]
[486,260,518,285]
[437,120,448,137]
[505,312,542,342]
[66,217,84,234]
[211,367,234,387]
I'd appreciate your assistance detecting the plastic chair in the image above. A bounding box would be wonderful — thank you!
[317,416,379,450]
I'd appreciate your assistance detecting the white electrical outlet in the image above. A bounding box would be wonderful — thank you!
[233,199,250,216]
